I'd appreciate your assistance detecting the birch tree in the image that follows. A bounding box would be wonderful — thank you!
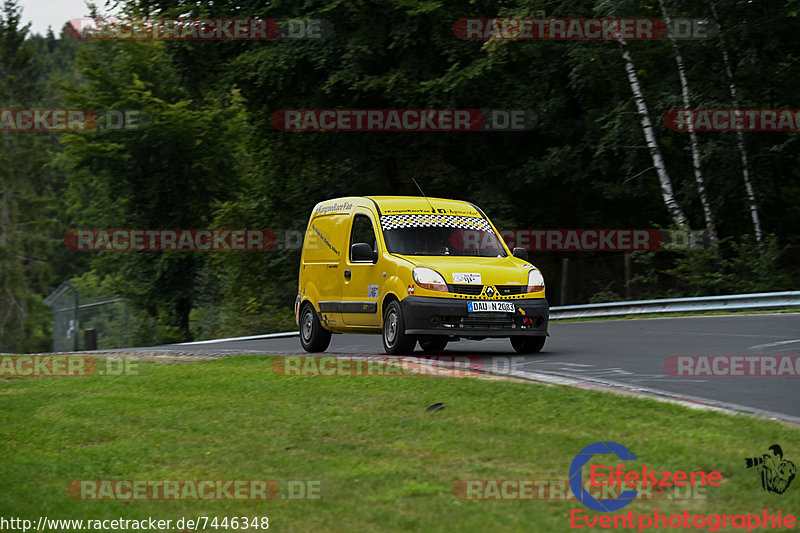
[658,0,718,246]
[615,36,688,227]
[709,0,763,247]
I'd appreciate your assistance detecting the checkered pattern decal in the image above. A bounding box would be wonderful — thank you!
[380,214,493,232]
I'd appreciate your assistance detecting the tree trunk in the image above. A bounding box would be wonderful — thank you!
[659,0,718,247]
[616,37,688,227]
[709,0,764,247]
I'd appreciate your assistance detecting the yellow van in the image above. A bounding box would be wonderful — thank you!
[295,196,549,355]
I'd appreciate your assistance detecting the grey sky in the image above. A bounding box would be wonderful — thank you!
[17,0,111,36]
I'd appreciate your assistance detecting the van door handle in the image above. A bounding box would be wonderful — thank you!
[344,268,351,280]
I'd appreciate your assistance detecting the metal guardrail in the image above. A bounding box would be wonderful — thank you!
[178,331,299,345]
[95,292,798,348]
[549,291,800,319]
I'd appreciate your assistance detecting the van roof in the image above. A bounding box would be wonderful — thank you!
[310,196,486,218]
[368,196,481,216]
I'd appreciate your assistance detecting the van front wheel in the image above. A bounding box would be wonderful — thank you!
[382,301,416,355]
[299,304,332,353]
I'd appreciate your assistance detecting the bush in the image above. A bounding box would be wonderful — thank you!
[629,234,793,298]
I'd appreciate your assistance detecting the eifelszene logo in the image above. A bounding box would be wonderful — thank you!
[745,444,796,495]
[569,441,723,512]
[570,442,639,512]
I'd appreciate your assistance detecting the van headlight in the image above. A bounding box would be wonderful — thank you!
[413,267,448,292]
[527,269,545,293]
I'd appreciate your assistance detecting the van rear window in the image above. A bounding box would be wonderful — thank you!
[380,214,506,257]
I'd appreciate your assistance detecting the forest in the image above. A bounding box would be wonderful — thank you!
[0,0,798,353]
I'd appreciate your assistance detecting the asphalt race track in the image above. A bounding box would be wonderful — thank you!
[128,313,800,423]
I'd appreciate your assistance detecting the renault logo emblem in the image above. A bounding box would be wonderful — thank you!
[485,286,495,298]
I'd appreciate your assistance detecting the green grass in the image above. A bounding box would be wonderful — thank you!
[1,356,799,532]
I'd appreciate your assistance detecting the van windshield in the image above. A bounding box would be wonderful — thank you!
[380,214,507,257]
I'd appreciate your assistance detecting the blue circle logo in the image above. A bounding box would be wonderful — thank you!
[569,441,639,512]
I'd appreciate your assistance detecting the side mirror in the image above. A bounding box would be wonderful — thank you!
[512,247,528,260]
[352,242,378,263]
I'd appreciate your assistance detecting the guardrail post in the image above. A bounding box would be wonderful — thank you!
[125,301,130,347]
[84,328,97,351]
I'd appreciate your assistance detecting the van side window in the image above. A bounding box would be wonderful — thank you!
[350,214,377,261]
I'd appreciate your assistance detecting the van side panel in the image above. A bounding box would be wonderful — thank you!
[299,213,349,329]
[303,214,349,263]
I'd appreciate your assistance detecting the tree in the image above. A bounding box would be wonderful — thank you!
[0,0,55,352]
[58,35,248,341]
[709,0,762,247]
[659,0,718,246]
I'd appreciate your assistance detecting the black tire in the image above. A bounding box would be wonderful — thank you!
[299,304,332,353]
[510,336,546,354]
[418,336,448,354]
[382,300,417,355]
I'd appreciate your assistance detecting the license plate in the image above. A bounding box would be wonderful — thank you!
[467,301,515,313]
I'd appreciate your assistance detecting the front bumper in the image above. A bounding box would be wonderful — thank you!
[400,295,549,337]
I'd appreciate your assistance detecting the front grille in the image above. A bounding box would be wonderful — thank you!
[448,284,484,295]
[431,313,546,331]
[495,285,525,295]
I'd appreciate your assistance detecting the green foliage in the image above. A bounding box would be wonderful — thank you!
[191,299,297,341]
[69,269,121,298]
[0,247,52,352]
[588,285,622,303]
[630,234,793,297]
[57,38,249,342]
[0,0,63,353]
[3,0,800,350]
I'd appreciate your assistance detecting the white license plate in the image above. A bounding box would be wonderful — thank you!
[467,301,515,313]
